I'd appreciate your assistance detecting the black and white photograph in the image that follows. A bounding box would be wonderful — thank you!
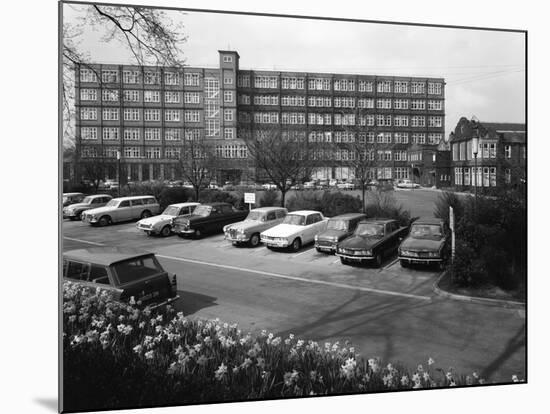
[56,1,530,412]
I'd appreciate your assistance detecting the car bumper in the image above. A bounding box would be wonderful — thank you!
[336,253,374,262]
[261,238,289,247]
[399,256,442,264]
[173,228,195,235]
[149,294,180,310]
[225,233,249,242]
[137,224,158,234]
[315,242,337,253]
[82,215,98,224]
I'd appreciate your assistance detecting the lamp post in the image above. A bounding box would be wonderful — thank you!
[116,150,121,198]
[472,133,479,213]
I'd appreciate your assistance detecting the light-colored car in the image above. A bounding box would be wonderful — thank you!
[137,202,200,237]
[396,179,420,189]
[62,192,85,207]
[63,194,112,220]
[303,181,316,190]
[337,182,354,190]
[262,183,278,191]
[260,210,329,251]
[223,207,288,247]
[81,195,160,226]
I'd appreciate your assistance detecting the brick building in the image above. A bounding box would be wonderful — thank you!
[449,117,526,191]
[72,50,446,184]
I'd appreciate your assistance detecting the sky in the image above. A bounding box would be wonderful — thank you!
[63,3,526,139]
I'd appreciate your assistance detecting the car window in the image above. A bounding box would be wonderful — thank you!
[266,211,277,221]
[119,200,130,208]
[221,205,233,214]
[113,256,163,284]
[131,199,144,207]
[65,261,90,281]
[89,265,110,285]
[306,214,321,225]
[92,198,101,204]
[275,210,287,219]
[145,198,157,205]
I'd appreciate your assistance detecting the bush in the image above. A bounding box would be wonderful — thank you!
[433,191,465,224]
[199,189,245,210]
[364,191,411,226]
[115,183,165,200]
[63,282,501,411]
[259,190,280,207]
[319,192,362,217]
[285,191,324,213]
[157,187,195,211]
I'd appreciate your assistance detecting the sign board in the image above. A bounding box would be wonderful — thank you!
[244,193,256,204]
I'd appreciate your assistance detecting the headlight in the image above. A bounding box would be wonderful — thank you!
[314,235,318,241]
[237,228,245,235]
[427,251,439,258]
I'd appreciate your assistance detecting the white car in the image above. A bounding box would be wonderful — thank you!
[337,182,355,190]
[262,183,278,191]
[137,202,199,236]
[396,179,420,189]
[260,210,329,251]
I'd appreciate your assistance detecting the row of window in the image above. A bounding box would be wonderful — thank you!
[80,127,238,141]
[308,149,411,162]
[80,69,203,87]
[454,167,498,187]
[80,89,234,104]
[80,145,248,159]
[451,140,525,161]
[80,108,238,123]
[306,131,442,145]
[237,75,443,94]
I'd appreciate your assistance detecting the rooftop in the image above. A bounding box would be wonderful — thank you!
[63,247,154,266]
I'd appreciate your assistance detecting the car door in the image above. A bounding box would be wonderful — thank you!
[386,221,401,254]
[303,214,320,243]
[220,205,238,229]
[130,198,144,219]
[114,199,132,222]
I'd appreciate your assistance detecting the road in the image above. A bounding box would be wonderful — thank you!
[62,216,524,382]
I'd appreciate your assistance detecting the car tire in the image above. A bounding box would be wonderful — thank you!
[160,226,171,237]
[249,233,260,247]
[340,257,348,265]
[98,215,110,227]
[400,259,409,268]
[141,210,152,219]
[194,228,203,239]
[291,238,302,252]
[177,233,186,238]
[316,247,321,253]
[375,252,383,268]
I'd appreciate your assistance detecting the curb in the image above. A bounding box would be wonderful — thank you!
[432,271,526,309]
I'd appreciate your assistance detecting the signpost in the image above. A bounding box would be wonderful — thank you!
[449,206,455,263]
[244,192,256,211]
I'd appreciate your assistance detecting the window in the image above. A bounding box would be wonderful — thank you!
[377,80,392,93]
[411,116,425,127]
[334,79,355,91]
[223,55,233,63]
[489,143,497,158]
[124,128,140,140]
[144,109,160,122]
[459,142,466,160]
[205,119,220,138]
[428,82,442,95]
[238,94,251,105]
[102,127,119,140]
[358,80,374,92]
[505,168,511,184]
[281,77,305,89]
[377,115,391,127]
[394,116,409,127]
[224,109,234,122]
[283,95,306,106]
[165,110,181,122]
[144,128,160,141]
[164,72,179,85]
[80,108,97,120]
[490,167,497,187]
[412,133,426,144]
[101,89,118,102]
[411,100,426,110]
[308,78,331,91]
[144,90,160,103]
[224,128,234,139]
[505,145,512,158]
[184,92,200,104]
[223,74,234,85]
[224,91,234,103]
[80,89,97,101]
[184,73,200,86]
[394,151,408,161]
[483,167,490,187]
[377,99,392,109]
[164,129,180,141]
[395,167,409,180]
[164,91,181,103]
[237,75,250,87]
[124,109,140,121]
[80,69,97,83]
[254,76,278,89]
[334,113,355,126]
[254,112,279,124]
[123,90,140,102]
[102,70,118,83]
[393,99,408,110]
[124,147,140,158]
[81,127,97,140]
[394,81,408,93]
[184,110,200,123]
[428,116,442,128]
[165,147,181,159]
[102,108,119,121]
[145,147,161,159]
[144,71,160,85]
[428,133,442,145]
[376,132,392,144]
[464,168,471,186]
[334,97,355,108]
[454,168,463,185]
[428,100,443,110]
[394,133,409,144]
[411,82,426,94]
[123,71,139,84]
[358,98,374,108]
[185,129,201,141]
[254,95,279,105]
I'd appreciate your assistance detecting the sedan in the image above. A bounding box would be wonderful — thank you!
[398,217,448,269]
[396,179,420,189]
[136,202,199,237]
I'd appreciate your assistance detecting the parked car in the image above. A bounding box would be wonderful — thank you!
[314,213,367,254]
[398,217,448,269]
[137,202,200,237]
[329,179,338,187]
[167,180,183,188]
[62,192,85,207]
[63,194,112,221]
[303,181,316,190]
[290,183,304,191]
[208,183,221,190]
[337,181,354,190]
[396,179,420,189]
[316,180,329,190]
[172,202,248,238]
[101,180,119,190]
[223,181,236,191]
[336,218,409,267]
[260,210,329,251]
[262,183,278,191]
[81,195,160,226]
[223,207,288,247]
[63,247,179,309]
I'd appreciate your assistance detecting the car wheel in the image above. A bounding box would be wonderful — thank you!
[141,210,152,219]
[194,228,203,239]
[291,238,302,252]
[249,233,260,247]
[98,215,110,227]
[340,257,348,265]
[375,252,383,267]
[316,247,321,253]
[400,259,409,268]
[160,226,171,237]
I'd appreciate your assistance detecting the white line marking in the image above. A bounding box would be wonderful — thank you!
[331,258,340,264]
[63,237,105,246]
[291,247,314,258]
[382,258,400,270]
[156,254,431,301]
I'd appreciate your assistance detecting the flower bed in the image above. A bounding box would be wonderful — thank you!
[62,282,520,411]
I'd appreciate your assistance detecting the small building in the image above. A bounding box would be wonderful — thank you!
[449,117,526,192]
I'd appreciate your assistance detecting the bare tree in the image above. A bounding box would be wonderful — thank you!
[177,138,218,201]
[245,126,313,207]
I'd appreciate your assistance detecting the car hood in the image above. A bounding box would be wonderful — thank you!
[83,206,114,215]
[400,237,444,251]
[138,215,173,226]
[317,229,347,240]
[65,202,91,210]
[262,223,304,238]
[225,220,262,232]
[339,235,382,249]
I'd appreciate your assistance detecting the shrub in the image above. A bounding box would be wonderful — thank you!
[115,182,165,200]
[63,282,502,411]
[433,191,465,224]
[285,191,323,213]
[157,187,195,211]
[364,191,411,226]
[199,189,245,210]
[259,190,280,207]
[319,192,362,217]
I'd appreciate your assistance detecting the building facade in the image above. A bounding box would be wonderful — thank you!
[73,50,445,184]
[449,117,526,191]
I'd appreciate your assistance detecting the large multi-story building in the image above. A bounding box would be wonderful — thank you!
[72,50,445,184]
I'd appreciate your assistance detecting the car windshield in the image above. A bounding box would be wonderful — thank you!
[327,219,348,231]
[82,196,94,204]
[105,199,119,207]
[193,205,212,217]
[283,214,305,226]
[162,206,181,216]
[411,224,443,239]
[113,256,163,285]
[62,196,68,203]
[246,211,265,221]
[355,223,384,237]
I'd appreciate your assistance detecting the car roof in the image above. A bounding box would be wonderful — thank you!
[329,213,367,220]
[358,218,397,225]
[251,206,287,213]
[413,217,445,225]
[112,195,157,201]
[63,192,84,196]
[288,210,322,216]
[200,202,231,207]
[63,247,154,266]
[88,194,111,198]
[168,202,200,208]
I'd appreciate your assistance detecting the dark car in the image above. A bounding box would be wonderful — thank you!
[63,194,112,220]
[336,218,409,267]
[172,202,248,238]
[63,247,179,309]
[398,217,448,269]
[314,213,367,254]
